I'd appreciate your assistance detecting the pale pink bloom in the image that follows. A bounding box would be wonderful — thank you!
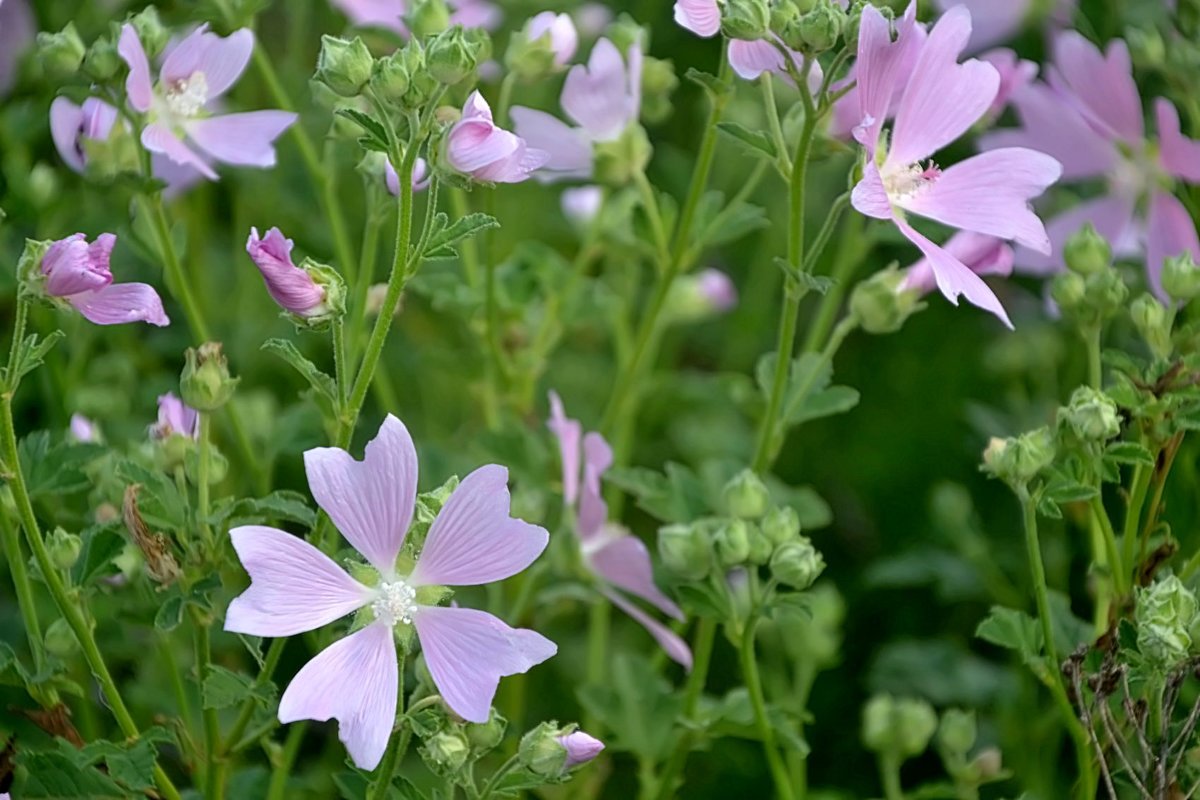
[384,157,431,195]
[330,0,501,35]
[225,416,555,769]
[933,0,1077,52]
[574,4,612,37]
[152,393,198,440]
[0,0,34,95]
[558,731,605,767]
[829,6,926,141]
[41,233,169,327]
[561,186,603,226]
[525,12,578,66]
[981,32,1200,295]
[446,92,549,183]
[69,413,99,443]
[673,0,720,38]
[547,393,692,670]
[728,38,823,88]
[979,49,1037,119]
[245,227,327,317]
[696,268,738,312]
[118,24,296,181]
[902,232,1013,295]
[850,4,1060,326]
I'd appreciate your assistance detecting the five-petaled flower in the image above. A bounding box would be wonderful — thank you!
[225,415,556,770]
[446,91,550,183]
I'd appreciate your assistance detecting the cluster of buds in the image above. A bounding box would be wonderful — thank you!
[1051,224,1129,328]
[768,0,847,55]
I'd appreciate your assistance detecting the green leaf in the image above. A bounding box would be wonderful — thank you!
[13,747,130,799]
[262,338,339,420]
[1041,480,1098,506]
[71,523,126,587]
[421,212,499,260]
[1105,441,1155,465]
[716,121,777,160]
[576,653,683,762]
[211,490,317,529]
[154,592,185,632]
[605,463,710,523]
[7,330,66,388]
[334,108,390,152]
[113,459,188,532]
[79,738,158,792]
[684,67,730,99]
[201,665,260,710]
[756,352,860,429]
[975,606,1042,664]
[19,431,104,499]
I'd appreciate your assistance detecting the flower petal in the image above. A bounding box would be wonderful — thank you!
[589,535,683,621]
[413,606,556,722]
[888,6,999,168]
[141,123,218,180]
[446,120,520,174]
[895,219,1013,328]
[601,589,692,670]
[897,148,1061,252]
[562,38,633,142]
[224,525,372,637]
[904,231,1013,295]
[577,432,612,542]
[1147,190,1200,300]
[304,414,419,573]
[853,2,922,150]
[1012,193,1137,275]
[68,283,170,327]
[278,622,398,771]
[546,390,582,505]
[674,0,720,37]
[118,25,153,113]
[49,97,86,172]
[163,26,253,99]
[1049,32,1143,144]
[510,107,592,180]
[409,465,548,587]
[851,161,892,220]
[1156,99,1200,183]
[43,234,109,297]
[932,0,1029,52]
[186,111,297,168]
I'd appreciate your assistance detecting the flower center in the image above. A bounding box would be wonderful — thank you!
[165,71,209,117]
[371,579,417,627]
[884,161,940,200]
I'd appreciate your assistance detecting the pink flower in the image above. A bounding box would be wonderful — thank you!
[69,413,99,443]
[561,186,603,226]
[0,0,34,95]
[574,4,613,38]
[979,48,1037,119]
[446,92,549,183]
[981,32,1200,297]
[932,0,1077,52]
[245,228,327,317]
[152,393,199,440]
[330,0,501,35]
[224,415,555,769]
[673,0,720,38]
[40,233,169,327]
[850,4,1061,326]
[384,157,431,195]
[558,730,605,767]
[49,97,119,173]
[696,268,738,312]
[118,24,296,181]
[901,232,1013,295]
[525,11,578,66]
[547,393,692,670]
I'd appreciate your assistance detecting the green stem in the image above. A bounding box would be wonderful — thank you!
[1122,461,1152,582]
[351,188,386,362]
[739,619,795,800]
[583,599,612,733]
[222,637,286,754]
[1090,495,1125,598]
[193,608,223,800]
[265,723,305,800]
[633,169,671,268]
[197,413,215,553]
[1085,324,1102,389]
[369,656,408,800]
[158,634,196,739]
[760,74,792,175]
[0,500,46,677]
[878,753,903,800]
[478,755,521,800]
[651,618,717,800]
[800,214,865,353]
[332,317,349,408]
[495,72,518,127]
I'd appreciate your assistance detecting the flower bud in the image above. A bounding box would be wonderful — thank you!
[842,1,872,50]
[640,56,679,126]
[770,536,825,590]
[151,392,199,442]
[83,34,121,82]
[850,268,924,335]
[520,721,569,777]
[1131,292,1172,359]
[594,126,652,185]
[427,26,484,85]
[969,747,1004,780]
[792,2,843,54]
[130,6,169,59]
[558,730,605,768]
[1162,252,1200,303]
[722,0,771,39]
[1063,223,1112,276]
[370,51,411,102]
[1058,386,1120,442]
[44,618,79,659]
[316,35,374,98]
[667,268,738,322]
[746,523,773,566]
[408,0,452,37]
[937,709,977,757]
[423,730,470,773]
[981,427,1055,487]
[48,527,82,570]
[37,22,86,80]
[862,694,938,759]
[761,506,800,547]
[1050,270,1087,313]
[246,227,340,325]
[180,342,239,413]
[658,522,712,580]
[715,519,753,567]
[465,709,507,752]
[508,12,578,80]
[1136,575,1198,669]
[723,469,770,519]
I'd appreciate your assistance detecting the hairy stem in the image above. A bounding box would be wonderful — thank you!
[740,618,796,800]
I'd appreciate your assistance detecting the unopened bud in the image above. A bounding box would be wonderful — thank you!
[44,618,79,659]
[981,427,1055,487]
[423,730,470,773]
[1050,271,1087,313]
[408,0,452,37]
[428,26,484,85]
[180,342,239,412]
[1131,293,1172,358]
[48,528,82,570]
[370,51,411,101]
[558,730,604,768]
[722,0,771,40]
[970,747,1004,780]
[640,56,678,125]
[850,267,923,334]
[83,34,121,82]
[1136,575,1198,668]
[466,709,507,752]
[747,524,773,566]
[723,468,770,519]
[316,35,373,98]
[508,12,577,79]
[562,186,603,227]
[130,6,169,59]
[761,506,801,546]
[715,519,753,567]
[1063,223,1111,276]
[793,3,843,53]
[862,694,937,759]
[770,536,825,589]
[594,126,652,185]
[937,709,977,757]
[658,523,712,580]
[1162,252,1200,303]
[1059,386,1120,442]
[37,23,86,80]
[520,721,569,777]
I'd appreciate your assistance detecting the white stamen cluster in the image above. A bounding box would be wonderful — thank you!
[884,161,939,200]
[371,579,418,627]
[165,71,209,117]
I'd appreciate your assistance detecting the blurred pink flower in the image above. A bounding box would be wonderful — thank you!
[118,24,296,181]
[245,227,327,317]
[41,233,169,327]
[225,415,555,769]
[932,0,1077,52]
[547,393,692,670]
[69,413,99,443]
[0,0,34,95]
[446,92,548,183]
[525,11,578,66]
[384,157,431,194]
[696,268,738,312]
[330,0,501,34]
[979,49,1037,119]
[152,393,199,440]
[561,185,603,225]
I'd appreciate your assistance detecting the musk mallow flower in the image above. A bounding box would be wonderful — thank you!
[224,415,556,769]
[37,233,169,326]
[850,4,1061,326]
[245,227,327,317]
[384,157,431,195]
[446,92,549,183]
[118,23,296,181]
[151,393,199,440]
[0,0,34,96]
[932,0,1077,53]
[901,232,1013,296]
[522,12,578,67]
[547,393,692,670]
[330,0,501,35]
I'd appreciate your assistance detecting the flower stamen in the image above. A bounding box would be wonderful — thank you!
[165,71,209,117]
[371,579,417,627]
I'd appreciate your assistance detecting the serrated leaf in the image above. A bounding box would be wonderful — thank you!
[211,490,317,529]
[975,606,1042,664]
[19,432,104,499]
[262,338,339,420]
[71,523,126,587]
[335,108,390,151]
[1041,480,1098,505]
[716,121,777,160]
[685,67,730,99]
[605,463,709,522]
[154,592,185,632]
[1105,441,1155,465]
[421,212,499,261]
[79,738,158,792]
[13,747,130,799]
[787,385,861,425]
[202,665,261,711]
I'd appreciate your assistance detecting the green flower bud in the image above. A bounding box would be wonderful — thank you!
[1063,223,1112,275]
[1162,252,1200,303]
[130,6,169,60]
[761,506,801,547]
[370,52,411,102]
[1131,292,1172,359]
[843,1,879,50]
[594,126,652,185]
[606,15,646,55]
[1136,575,1198,668]
[640,56,678,125]
[180,342,240,413]
[296,258,348,330]
[770,536,825,590]
[969,747,1004,781]
[849,267,924,335]
[937,709,977,757]
[423,730,470,774]
[427,26,483,85]
[400,45,438,111]
[721,0,771,40]
[715,518,753,567]
[408,0,452,37]
[48,527,82,570]
[1127,26,1166,70]
[981,427,1055,487]
[723,468,770,520]
[44,617,79,659]
[316,35,374,98]
[792,2,843,54]
[1088,267,1130,319]
[770,1,801,39]
[862,694,938,759]
[519,721,569,777]
[1058,386,1120,442]
[37,23,86,80]
[658,522,712,581]
[466,709,507,752]
[83,34,121,82]
[1050,271,1087,314]
[747,523,773,566]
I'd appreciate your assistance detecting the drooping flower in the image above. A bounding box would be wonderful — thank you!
[69,413,99,443]
[559,731,605,767]
[980,32,1200,297]
[245,228,328,317]
[0,0,34,95]
[850,4,1061,326]
[524,12,578,66]
[547,393,692,670]
[384,157,431,195]
[151,393,199,440]
[118,24,296,181]
[225,415,556,770]
[446,91,549,183]
[39,234,169,326]
[330,0,502,35]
